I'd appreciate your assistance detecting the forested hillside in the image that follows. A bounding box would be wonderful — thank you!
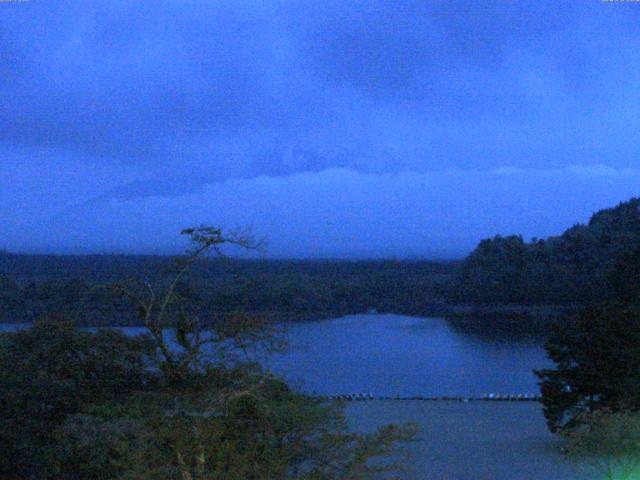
[450,198,640,305]
[0,254,454,325]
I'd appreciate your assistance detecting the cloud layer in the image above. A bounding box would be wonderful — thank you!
[3,164,638,257]
[1,1,639,255]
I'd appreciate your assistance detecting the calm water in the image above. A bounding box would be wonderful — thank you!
[348,401,595,480]
[0,315,597,479]
[265,314,550,397]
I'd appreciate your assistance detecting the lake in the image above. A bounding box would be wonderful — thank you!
[272,314,595,479]
[266,314,550,397]
[0,314,597,479]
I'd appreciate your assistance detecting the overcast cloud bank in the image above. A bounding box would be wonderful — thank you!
[1,1,639,256]
[2,165,637,258]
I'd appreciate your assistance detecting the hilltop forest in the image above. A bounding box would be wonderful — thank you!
[450,198,640,306]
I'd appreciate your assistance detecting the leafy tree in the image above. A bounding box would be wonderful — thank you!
[535,305,640,433]
[0,253,454,326]
[0,316,156,479]
[451,197,640,306]
[561,410,640,480]
[105,226,417,479]
[609,243,640,305]
[0,226,417,479]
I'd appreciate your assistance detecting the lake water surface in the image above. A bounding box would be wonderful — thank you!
[0,315,597,479]
[272,315,594,478]
[266,314,550,397]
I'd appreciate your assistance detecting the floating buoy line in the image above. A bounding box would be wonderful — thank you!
[312,393,541,402]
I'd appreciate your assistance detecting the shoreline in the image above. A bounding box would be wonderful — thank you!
[0,303,581,327]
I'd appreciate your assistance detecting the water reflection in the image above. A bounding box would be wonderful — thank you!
[265,314,551,397]
[445,316,556,344]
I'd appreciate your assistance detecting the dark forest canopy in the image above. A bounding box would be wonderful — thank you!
[450,198,640,306]
[535,235,640,436]
[0,254,455,325]
[0,253,456,279]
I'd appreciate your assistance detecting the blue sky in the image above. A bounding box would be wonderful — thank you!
[1,1,639,257]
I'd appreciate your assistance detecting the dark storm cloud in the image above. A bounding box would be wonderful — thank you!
[3,1,639,173]
[294,1,640,169]
[1,2,314,163]
[298,1,570,95]
[2,1,640,255]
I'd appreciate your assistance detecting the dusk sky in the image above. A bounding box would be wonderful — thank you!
[2,1,640,258]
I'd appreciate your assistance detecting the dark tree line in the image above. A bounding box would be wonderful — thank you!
[0,253,454,326]
[536,243,640,433]
[450,198,640,306]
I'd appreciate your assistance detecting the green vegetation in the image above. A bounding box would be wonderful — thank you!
[0,319,156,478]
[0,227,417,479]
[561,410,640,480]
[450,198,640,306]
[535,242,640,433]
[0,251,454,326]
[535,233,640,477]
[535,304,640,433]
[4,198,640,476]
[3,198,640,326]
